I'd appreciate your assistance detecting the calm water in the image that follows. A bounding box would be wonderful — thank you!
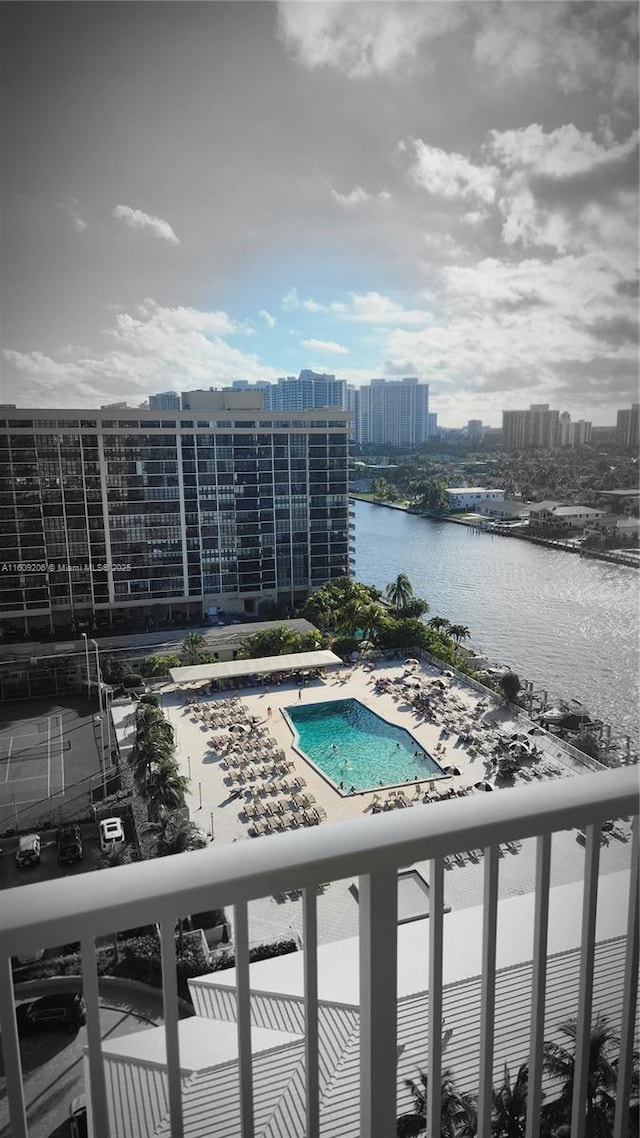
[285,698,445,791]
[354,500,640,742]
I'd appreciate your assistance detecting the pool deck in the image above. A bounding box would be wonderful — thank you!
[114,659,633,948]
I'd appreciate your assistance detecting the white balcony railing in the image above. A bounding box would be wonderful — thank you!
[0,766,638,1138]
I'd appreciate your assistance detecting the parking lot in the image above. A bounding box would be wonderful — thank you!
[0,815,134,894]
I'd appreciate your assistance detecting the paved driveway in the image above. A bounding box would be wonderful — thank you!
[0,979,179,1138]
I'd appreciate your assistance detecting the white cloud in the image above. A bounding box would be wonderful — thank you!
[471,3,638,100]
[282,287,328,313]
[301,338,349,355]
[258,308,276,327]
[112,204,180,244]
[340,291,429,325]
[486,124,639,257]
[2,300,278,406]
[57,198,87,231]
[408,139,497,205]
[331,186,370,207]
[276,1,463,78]
[488,122,639,179]
[330,186,392,206]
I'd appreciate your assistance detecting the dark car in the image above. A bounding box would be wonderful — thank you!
[57,825,84,864]
[16,993,86,1032]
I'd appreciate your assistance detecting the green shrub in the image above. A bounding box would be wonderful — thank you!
[114,933,211,999]
[332,635,359,658]
[208,937,298,971]
[123,673,144,689]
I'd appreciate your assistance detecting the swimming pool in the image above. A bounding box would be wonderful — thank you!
[284,698,446,792]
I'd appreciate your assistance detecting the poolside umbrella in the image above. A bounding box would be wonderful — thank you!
[444,765,462,777]
[404,658,420,666]
[431,679,446,689]
[474,780,494,792]
[229,723,248,734]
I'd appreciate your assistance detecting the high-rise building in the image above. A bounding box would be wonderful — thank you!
[558,412,592,448]
[354,377,429,447]
[267,371,347,412]
[149,391,181,410]
[467,420,483,438]
[502,404,561,451]
[616,403,639,450]
[427,412,438,438]
[0,394,352,636]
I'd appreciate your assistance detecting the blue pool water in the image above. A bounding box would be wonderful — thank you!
[284,698,446,792]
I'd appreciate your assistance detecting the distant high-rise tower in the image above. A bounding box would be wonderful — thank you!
[616,404,639,449]
[355,377,429,447]
[502,404,560,450]
[268,371,347,411]
[559,412,592,448]
[148,391,181,410]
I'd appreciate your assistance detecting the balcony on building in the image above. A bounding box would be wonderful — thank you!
[0,767,637,1138]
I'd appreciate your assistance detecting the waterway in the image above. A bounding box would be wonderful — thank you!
[353,500,640,743]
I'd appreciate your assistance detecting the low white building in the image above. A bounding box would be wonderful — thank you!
[445,487,505,511]
[92,871,632,1138]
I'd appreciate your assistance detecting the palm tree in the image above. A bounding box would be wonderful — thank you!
[492,1063,529,1138]
[541,1015,631,1137]
[131,732,175,791]
[97,843,133,961]
[428,616,452,636]
[131,704,175,788]
[397,1069,477,1137]
[97,842,133,869]
[142,759,190,822]
[145,808,209,857]
[336,598,370,637]
[386,573,414,614]
[449,624,471,648]
[135,704,174,749]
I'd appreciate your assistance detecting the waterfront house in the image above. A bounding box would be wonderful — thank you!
[445,487,505,511]
[528,503,606,534]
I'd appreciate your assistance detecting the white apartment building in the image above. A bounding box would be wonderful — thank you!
[354,378,429,448]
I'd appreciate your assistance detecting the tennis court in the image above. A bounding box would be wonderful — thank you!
[0,698,113,832]
[0,714,67,806]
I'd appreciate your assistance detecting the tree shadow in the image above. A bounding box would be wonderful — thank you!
[0,1025,80,1079]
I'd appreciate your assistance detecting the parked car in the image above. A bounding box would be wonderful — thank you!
[56,825,84,864]
[98,816,125,852]
[16,834,41,868]
[16,993,86,1032]
[69,1095,88,1138]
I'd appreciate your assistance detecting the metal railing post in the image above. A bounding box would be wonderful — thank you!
[359,869,398,1138]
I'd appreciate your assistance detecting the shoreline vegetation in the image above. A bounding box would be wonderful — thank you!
[349,494,639,568]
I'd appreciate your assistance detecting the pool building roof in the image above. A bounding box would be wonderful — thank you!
[168,650,343,686]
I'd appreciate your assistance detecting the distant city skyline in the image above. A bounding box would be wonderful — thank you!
[1,2,638,425]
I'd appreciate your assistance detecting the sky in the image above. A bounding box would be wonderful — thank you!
[1,1,638,426]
